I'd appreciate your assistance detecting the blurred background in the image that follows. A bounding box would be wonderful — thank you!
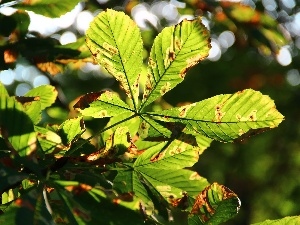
[0,0,300,224]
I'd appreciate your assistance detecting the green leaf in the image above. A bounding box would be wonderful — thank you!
[57,117,85,146]
[52,180,148,225]
[101,111,140,142]
[188,183,240,225]
[114,134,209,211]
[35,126,62,154]
[25,85,57,110]
[113,169,154,213]
[15,0,82,18]
[0,185,54,225]
[147,89,284,142]
[140,17,211,110]
[138,116,173,139]
[0,96,37,156]
[0,82,9,97]
[74,91,132,118]
[252,216,300,225]
[86,9,143,109]
[15,96,42,124]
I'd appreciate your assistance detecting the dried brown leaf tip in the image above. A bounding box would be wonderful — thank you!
[73,92,103,109]
[190,183,239,222]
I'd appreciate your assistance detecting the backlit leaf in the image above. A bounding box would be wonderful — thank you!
[252,216,300,225]
[140,17,211,110]
[35,126,62,154]
[188,183,241,225]
[86,9,143,109]
[0,82,9,97]
[25,85,57,110]
[15,96,41,124]
[74,91,132,118]
[0,96,37,156]
[57,117,85,146]
[114,134,210,210]
[147,89,284,142]
[15,0,82,18]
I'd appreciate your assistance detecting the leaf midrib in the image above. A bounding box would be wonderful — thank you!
[107,12,138,111]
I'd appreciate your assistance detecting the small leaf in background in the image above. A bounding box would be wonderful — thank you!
[74,91,132,118]
[188,183,241,225]
[86,9,143,109]
[148,89,284,142]
[140,17,211,110]
[251,216,300,225]
[25,85,58,110]
[15,0,82,18]
[57,117,85,146]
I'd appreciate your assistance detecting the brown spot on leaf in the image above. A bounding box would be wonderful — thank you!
[150,150,166,162]
[73,92,103,109]
[190,183,238,222]
[215,104,225,122]
[160,82,171,95]
[148,57,156,69]
[169,192,189,209]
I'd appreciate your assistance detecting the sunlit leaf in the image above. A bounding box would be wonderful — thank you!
[86,9,143,109]
[57,117,85,146]
[101,111,140,142]
[15,0,82,18]
[74,91,132,118]
[15,96,41,124]
[0,82,9,97]
[188,183,241,225]
[25,85,58,110]
[35,126,62,154]
[114,134,210,212]
[147,89,284,142]
[251,216,300,225]
[0,96,37,156]
[140,17,211,110]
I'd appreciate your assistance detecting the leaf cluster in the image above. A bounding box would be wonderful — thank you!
[0,7,290,225]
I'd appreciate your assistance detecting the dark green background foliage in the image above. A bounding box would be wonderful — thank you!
[0,0,300,224]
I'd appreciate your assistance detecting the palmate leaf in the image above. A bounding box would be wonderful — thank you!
[114,134,210,210]
[86,9,143,110]
[15,0,82,18]
[146,89,284,142]
[140,17,211,110]
[251,216,300,225]
[188,183,241,225]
